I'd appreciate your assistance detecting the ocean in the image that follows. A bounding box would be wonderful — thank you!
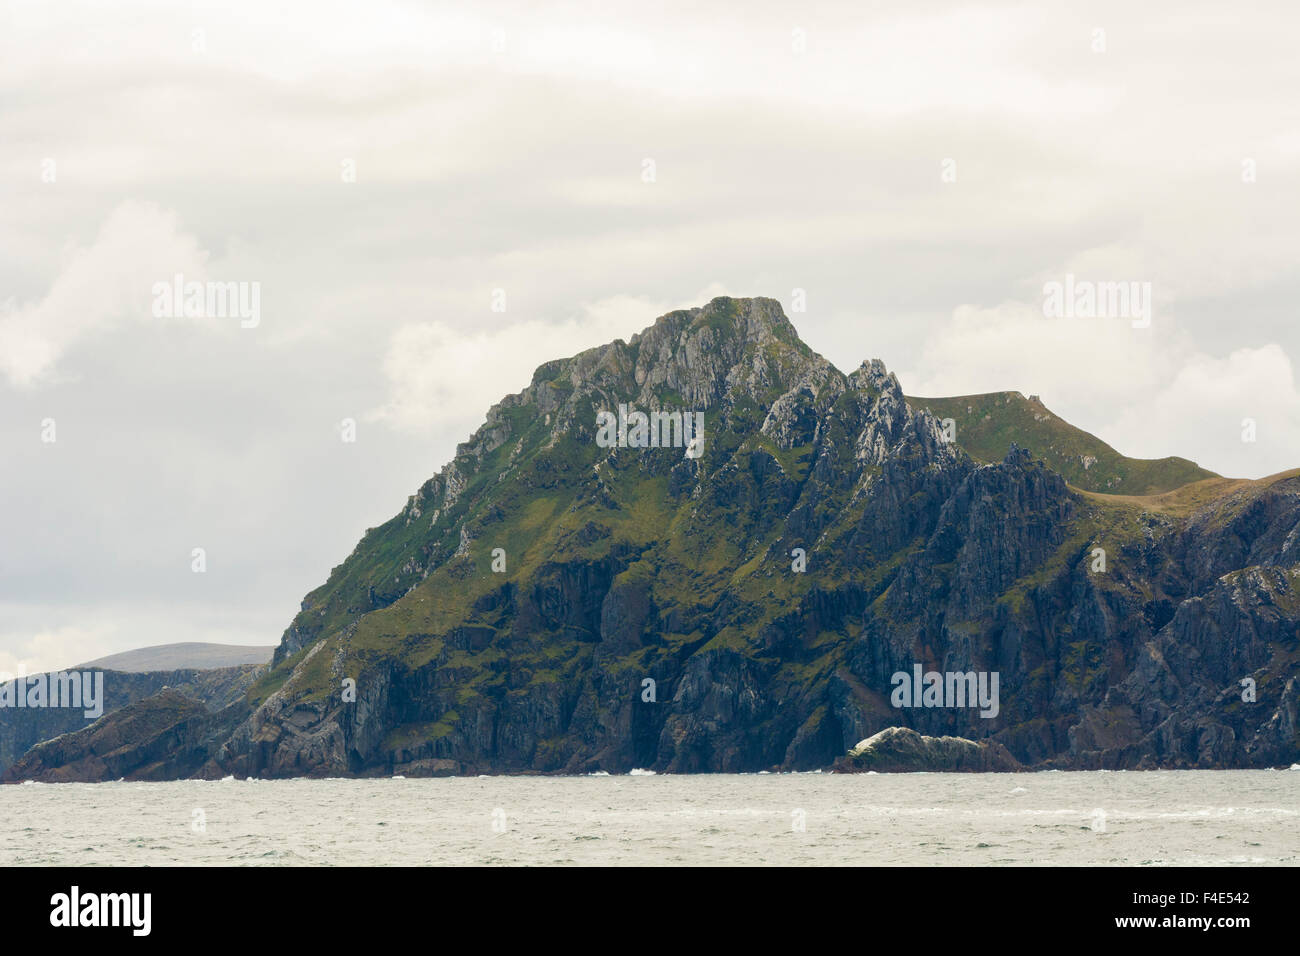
[3,770,1297,866]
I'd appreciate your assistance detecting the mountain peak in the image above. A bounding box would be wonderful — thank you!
[848,358,903,398]
[695,295,799,343]
[13,296,1299,783]
[631,296,802,351]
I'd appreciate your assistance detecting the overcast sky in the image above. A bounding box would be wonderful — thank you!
[3,0,1298,673]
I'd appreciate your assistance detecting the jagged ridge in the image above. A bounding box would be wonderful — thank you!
[8,297,1298,781]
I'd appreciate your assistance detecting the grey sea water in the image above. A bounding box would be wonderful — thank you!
[2,770,1297,866]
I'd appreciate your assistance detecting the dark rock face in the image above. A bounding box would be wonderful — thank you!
[2,689,251,783]
[1066,566,1300,769]
[0,665,259,776]
[7,297,1298,781]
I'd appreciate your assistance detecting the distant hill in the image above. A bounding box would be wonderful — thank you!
[905,391,1217,495]
[78,642,275,673]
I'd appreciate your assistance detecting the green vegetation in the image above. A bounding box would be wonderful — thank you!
[907,391,1216,494]
[233,297,1297,776]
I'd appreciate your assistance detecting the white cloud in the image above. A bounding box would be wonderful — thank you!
[371,289,729,432]
[0,201,208,387]
[3,0,1299,669]
[1108,345,1300,478]
[0,621,117,678]
[903,300,1169,405]
[903,301,1300,478]
[0,603,277,675]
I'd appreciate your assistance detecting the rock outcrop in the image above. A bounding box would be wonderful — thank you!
[0,665,259,776]
[834,727,1022,772]
[3,689,251,783]
[5,297,1297,780]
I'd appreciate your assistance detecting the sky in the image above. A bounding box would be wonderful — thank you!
[2,0,1298,673]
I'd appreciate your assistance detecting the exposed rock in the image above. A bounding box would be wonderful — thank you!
[6,297,1297,782]
[0,665,259,776]
[834,726,1022,772]
[2,689,251,783]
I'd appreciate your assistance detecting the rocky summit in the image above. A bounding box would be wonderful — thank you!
[6,297,1298,782]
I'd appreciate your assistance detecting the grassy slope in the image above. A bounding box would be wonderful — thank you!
[907,391,1216,495]
[1076,469,1300,517]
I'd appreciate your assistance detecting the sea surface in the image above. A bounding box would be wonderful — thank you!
[2,770,1297,866]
